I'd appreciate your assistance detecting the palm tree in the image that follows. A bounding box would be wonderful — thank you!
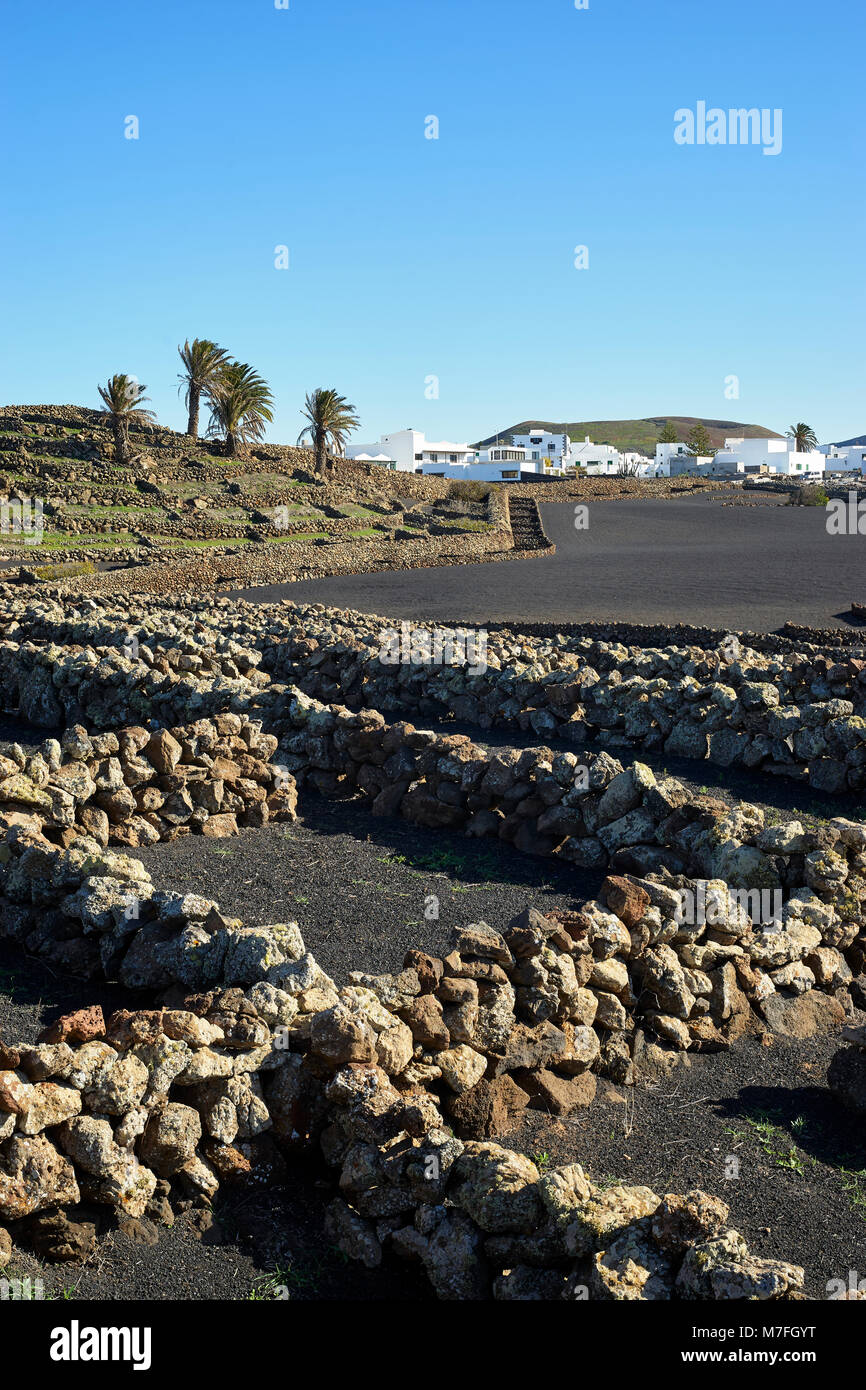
[297,388,360,472]
[787,422,818,453]
[97,375,156,463]
[177,338,231,437]
[206,361,274,457]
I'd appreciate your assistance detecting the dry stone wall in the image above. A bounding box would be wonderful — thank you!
[266,619,866,794]
[2,703,863,1067]
[0,597,860,1300]
[0,896,811,1300]
[0,713,297,851]
[3,594,866,794]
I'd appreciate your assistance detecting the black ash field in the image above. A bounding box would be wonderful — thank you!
[233,494,866,632]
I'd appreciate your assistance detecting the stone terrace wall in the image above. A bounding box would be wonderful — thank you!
[40,490,518,598]
[0,945,806,1300]
[0,714,297,851]
[2,592,865,791]
[3,695,865,1037]
[267,619,866,794]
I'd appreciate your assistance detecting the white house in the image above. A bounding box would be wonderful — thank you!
[654,441,694,475]
[570,436,622,473]
[511,430,571,468]
[713,437,826,477]
[419,445,570,482]
[346,430,476,473]
[820,444,866,476]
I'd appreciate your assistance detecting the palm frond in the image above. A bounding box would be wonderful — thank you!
[297,387,360,458]
[97,374,156,425]
[206,361,274,451]
[177,338,231,408]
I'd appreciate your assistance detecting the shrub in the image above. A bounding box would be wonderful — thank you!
[793,484,828,507]
[447,479,492,503]
[28,561,98,581]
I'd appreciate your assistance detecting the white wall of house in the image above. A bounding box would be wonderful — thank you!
[419,459,523,482]
[668,453,714,476]
[419,446,568,482]
[715,437,826,476]
[820,444,866,475]
[511,430,570,466]
[570,435,622,473]
[346,430,476,472]
[654,442,694,475]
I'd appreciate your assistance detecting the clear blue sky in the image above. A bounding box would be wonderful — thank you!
[1,0,863,445]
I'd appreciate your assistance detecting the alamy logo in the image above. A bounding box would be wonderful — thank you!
[1,495,44,545]
[827,1269,866,1299]
[826,492,866,535]
[378,622,487,675]
[674,881,782,929]
[718,633,741,665]
[1,1275,45,1299]
[674,102,782,156]
[50,1321,152,1371]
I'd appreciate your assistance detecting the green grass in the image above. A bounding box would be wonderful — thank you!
[63,504,162,517]
[148,535,251,550]
[378,845,501,878]
[0,531,133,550]
[338,503,379,518]
[724,1105,866,1217]
[270,531,329,544]
[245,1258,331,1300]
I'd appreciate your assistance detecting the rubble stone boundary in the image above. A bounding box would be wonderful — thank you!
[0,907,809,1300]
[1,721,862,1071]
[0,713,297,851]
[3,592,864,793]
[0,613,860,1299]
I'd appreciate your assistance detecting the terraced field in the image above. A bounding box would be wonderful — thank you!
[0,585,864,1316]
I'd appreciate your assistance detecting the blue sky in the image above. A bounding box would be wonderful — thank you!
[1,0,863,445]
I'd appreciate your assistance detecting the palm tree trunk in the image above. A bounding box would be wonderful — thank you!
[113,418,130,464]
[187,386,200,437]
[315,436,326,474]
[226,430,237,458]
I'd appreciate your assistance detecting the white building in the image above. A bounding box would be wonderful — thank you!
[820,444,866,476]
[713,437,826,477]
[654,441,694,475]
[511,430,571,468]
[346,430,476,473]
[419,445,569,482]
[349,427,575,481]
[570,436,622,473]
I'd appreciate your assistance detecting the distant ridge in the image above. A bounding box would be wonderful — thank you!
[475,416,784,456]
[831,434,866,448]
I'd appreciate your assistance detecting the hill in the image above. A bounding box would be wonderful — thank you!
[832,434,866,448]
[0,403,493,566]
[476,416,784,455]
